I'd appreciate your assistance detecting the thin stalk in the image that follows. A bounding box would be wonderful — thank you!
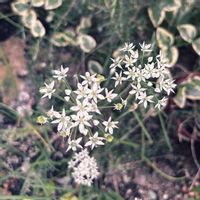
[133,112,153,144]
[143,157,184,181]
[158,112,173,151]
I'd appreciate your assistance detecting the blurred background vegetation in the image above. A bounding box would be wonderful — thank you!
[0,0,200,199]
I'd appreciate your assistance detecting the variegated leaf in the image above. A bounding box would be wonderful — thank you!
[88,60,103,74]
[192,38,200,56]
[156,27,174,49]
[30,20,46,37]
[148,7,165,27]
[177,24,197,43]
[44,0,62,10]
[77,34,96,53]
[22,10,37,28]
[11,1,30,16]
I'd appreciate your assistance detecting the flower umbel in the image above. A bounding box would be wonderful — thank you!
[68,149,99,186]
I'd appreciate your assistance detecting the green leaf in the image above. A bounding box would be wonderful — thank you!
[30,20,46,37]
[192,38,200,56]
[162,46,179,67]
[174,86,186,108]
[104,191,124,200]
[44,0,62,10]
[60,193,78,200]
[77,34,96,53]
[177,24,197,43]
[11,1,30,16]
[22,9,37,28]
[156,27,174,49]
[31,0,45,7]
[88,60,103,74]
[148,7,165,27]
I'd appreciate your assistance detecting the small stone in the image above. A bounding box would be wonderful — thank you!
[148,190,157,200]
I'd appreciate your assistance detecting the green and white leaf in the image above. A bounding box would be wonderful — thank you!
[148,7,165,27]
[64,29,77,46]
[44,0,62,10]
[162,46,179,67]
[22,10,37,28]
[174,86,186,108]
[162,0,181,12]
[185,76,200,100]
[192,38,200,56]
[156,27,174,49]
[77,34,96,53]
[31,0,45,7]
[177,24,197,43]
[76,17,92,34]
[30,20,46,37]
[51,33,70,47]
[88,60,103,74]
[11,1,30,16]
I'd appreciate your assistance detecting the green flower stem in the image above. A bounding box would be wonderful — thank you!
[116,109,130,120]
[158,112,173,151]
[115,139,139,148]
[99,106,114,109]
[133,111,153,144]
[141,129,145,159]
[143,157,184,181]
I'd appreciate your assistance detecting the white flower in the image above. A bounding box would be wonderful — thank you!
[89,101,101,114]
[103,117,118,134]
[52,109,71,132]
[85,132,104,149]
[110,57,122,69]
[39,81,55,99]
[123,55,136,68]
[137,92,154,108]
[130,50,139,62]
[144,63,156,79]
[53,65,69,81]
[74,83,90,99]
[69,149,99,186]
[129,83,146,99]
[123,66,136,80]
[71,113,92,134]
[135,68,146,82]
[155,78,176,95]
[139,42,152,52]
[121,42,135,54]
[93,119,99,126]
[105,88,117,102]
[70,99,90,116]
[47,106,60,120]
[64,89,71,101]
[153,66,169,78]
[155,97,168,110]
[66,137,83,152]
[80,72,97,85]
[112,71,125,87]
[121,98,127,107]
[87,83,105,103]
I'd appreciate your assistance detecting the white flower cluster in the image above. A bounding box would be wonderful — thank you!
[110,42,176,109]
[39,66,119,152]
[68,149,99,186]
